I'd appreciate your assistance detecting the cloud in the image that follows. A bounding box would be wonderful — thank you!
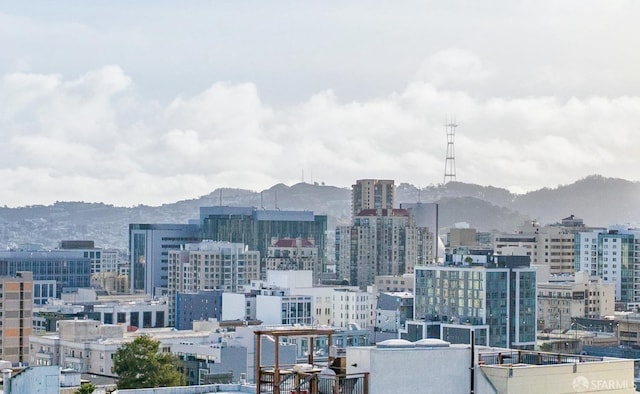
[0,66,639,207]
[416,49,494,87]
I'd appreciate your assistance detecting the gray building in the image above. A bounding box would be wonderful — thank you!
[400,202,439,262]
[336,208,433,288]
[128,223,201,295]
[175,290,224,330]
[175,342,247,385]
[376,292,413,333]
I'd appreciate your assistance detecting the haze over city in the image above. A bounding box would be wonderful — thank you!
[1,1,639,207]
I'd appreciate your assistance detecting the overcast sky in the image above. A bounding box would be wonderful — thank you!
[1,1,639,207]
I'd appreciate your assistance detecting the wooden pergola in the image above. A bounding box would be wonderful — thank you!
[254,328,337,394]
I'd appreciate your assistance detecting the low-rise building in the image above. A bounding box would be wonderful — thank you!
[536,269,615,331]
[375,292,413,334]
[29,319,212,375]
[346,339,635,394]
[374,274,414,292]
[90,298,169,328]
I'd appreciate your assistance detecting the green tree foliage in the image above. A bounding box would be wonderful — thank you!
[112,335,185,389]
[75,382,96,394]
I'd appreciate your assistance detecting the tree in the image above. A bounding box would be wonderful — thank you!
[112,335,185,389]
[75,382,96,394]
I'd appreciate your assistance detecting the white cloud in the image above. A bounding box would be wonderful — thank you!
[416,49,494,87]
[0,65,639,207]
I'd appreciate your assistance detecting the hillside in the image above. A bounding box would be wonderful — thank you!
[0,175,637,251]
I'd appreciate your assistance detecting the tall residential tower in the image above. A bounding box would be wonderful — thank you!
[351,179,395,218]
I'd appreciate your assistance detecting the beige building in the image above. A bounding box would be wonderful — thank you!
[615,312,640,348]
[90,271,128,293]
[351,179,395,218]
[375,274,414,293]
[265,238,320,282]
[448,227,478,248]
[336,209,433,288]
[536,269,615,331]
[1,271,33,364]
[29,319,211,375]
[494,219,580,274]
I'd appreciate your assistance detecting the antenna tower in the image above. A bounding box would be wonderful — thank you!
[443,121,457,184]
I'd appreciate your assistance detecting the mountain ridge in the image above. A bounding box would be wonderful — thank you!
[0,174,637,251]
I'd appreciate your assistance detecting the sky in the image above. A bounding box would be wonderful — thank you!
[1,1,639,207]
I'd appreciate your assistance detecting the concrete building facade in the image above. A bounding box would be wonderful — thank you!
[536,269,615,331]
[336,209,433,288]
[1,271,33,364]
[167,241,260,326]
[265,238,320,282]
[351,179,395,219]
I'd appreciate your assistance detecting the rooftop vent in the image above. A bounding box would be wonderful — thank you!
[414,338,450,348]
[376,339,415,348]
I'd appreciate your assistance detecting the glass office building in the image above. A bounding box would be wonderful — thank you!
[414,257,536,349]
[0,251,90,299]
[129,224,201,295]
[199,206,327,276]
[575,227,639,304]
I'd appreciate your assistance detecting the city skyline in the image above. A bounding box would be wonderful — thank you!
[1,1,640,207]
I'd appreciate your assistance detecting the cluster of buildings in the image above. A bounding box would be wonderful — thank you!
[0,178,639,393]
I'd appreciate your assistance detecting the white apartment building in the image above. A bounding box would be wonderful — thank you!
[249,271,376,329]
[575,226,640,305]
[332,287,376,330]
[167,241,260,326]
[92,299,169,328]
[265,238,320,282]
[254,292,313,326]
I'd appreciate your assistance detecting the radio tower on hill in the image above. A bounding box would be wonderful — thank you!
[443,121,457,184]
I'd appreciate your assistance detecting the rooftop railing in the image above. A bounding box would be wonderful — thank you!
[479,350,603,366]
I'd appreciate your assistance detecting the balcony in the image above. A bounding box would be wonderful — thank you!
[35,351,53,360]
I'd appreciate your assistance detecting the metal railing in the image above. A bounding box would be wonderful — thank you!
[258,366,368,394]
[479,350,603,366]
